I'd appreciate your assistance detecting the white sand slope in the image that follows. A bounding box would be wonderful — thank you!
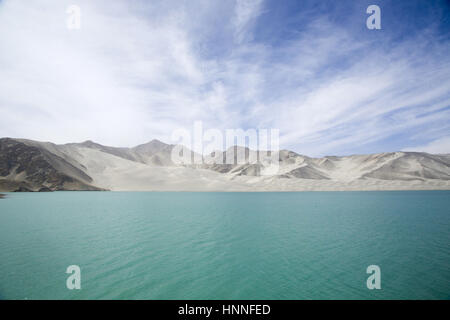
[2,138,449,191]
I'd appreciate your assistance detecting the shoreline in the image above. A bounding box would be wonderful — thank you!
[1,188,450,193]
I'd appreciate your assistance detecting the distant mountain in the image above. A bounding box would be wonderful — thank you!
[0,138,102,192]
[0,137,449,192]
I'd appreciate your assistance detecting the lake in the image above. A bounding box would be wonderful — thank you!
[0,191,449,299]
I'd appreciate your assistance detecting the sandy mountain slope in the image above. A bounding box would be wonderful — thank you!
[0,138,102,191]
[0,137,449,191]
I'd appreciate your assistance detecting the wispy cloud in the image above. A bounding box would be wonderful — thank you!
[0,0,448,155]
[404,136,450,154]
[233,0,263,43]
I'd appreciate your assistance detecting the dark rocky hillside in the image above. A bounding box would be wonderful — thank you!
[0,138,103,192]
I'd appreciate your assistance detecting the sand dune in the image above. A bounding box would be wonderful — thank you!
[0,137,449,191]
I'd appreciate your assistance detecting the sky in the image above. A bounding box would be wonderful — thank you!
[0,0,449,156]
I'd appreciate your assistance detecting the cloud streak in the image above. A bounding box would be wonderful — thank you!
[0,0,449,156]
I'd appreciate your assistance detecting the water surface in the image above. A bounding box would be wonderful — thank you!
[0,191,449,299]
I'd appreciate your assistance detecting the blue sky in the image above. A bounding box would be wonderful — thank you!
[0,0,449,156]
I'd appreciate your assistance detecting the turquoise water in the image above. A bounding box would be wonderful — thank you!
[0,191,449,300]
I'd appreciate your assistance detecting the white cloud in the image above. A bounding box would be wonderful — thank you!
[0,0,210,146]
[0,0,448,156]
[403,137,450,154]
[233,0,263,43]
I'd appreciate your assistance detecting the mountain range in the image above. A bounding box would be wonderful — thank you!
[0,137,449,192]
